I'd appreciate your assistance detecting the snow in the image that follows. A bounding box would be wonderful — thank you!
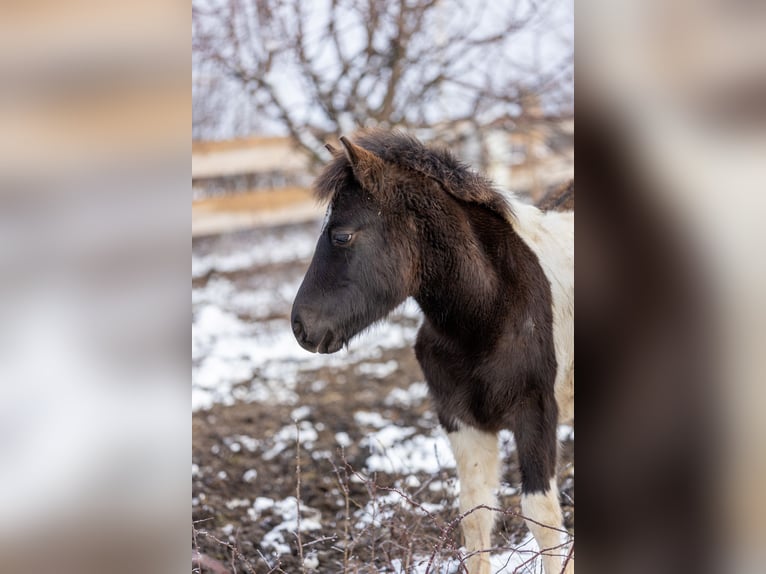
[261,421,319,461]
[353,490,402,530]
[384,533,546,573]
[350,482,556,574]
[302,553,320,571]
[225,498,250,509]
[353,410,393,429]
[365,431,456,474]
[248,496,323,556]
[558,424,574,441]
[250,496,276,516]
[357,359,399,378]
[384,381,430,408]
[359,417,456,475]
[290,405,311,420]
[334,431,353,448]
[404,475,421,489]
[428,479,457,494]
[192,226,318,278]
[224,434,259,452]
[242,469,258,482]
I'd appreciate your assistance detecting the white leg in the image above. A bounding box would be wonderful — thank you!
[521,478,573,574]
[448,426,500,574]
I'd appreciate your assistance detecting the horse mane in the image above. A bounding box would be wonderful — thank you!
[314,129,514,220]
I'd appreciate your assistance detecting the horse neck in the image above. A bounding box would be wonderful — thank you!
[412,192,550,345]
[412,199,510,339]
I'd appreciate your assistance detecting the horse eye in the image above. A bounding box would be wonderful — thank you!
[332,232,353,246]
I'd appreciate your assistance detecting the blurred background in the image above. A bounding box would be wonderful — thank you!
[0,2,189,574]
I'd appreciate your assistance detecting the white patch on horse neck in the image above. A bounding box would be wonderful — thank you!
[320,203,333,233]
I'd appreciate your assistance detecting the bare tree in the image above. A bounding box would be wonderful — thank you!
[192,0,572,166]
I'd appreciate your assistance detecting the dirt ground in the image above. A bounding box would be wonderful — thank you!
[192,223,573,573]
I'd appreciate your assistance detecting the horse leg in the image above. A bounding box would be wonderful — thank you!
[448,425,499,574]
[514,396,572,574]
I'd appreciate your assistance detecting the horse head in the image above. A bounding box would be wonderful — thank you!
[291,136,417,353]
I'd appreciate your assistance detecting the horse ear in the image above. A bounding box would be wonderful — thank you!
[324,143,338,154]
[339,136,386,194]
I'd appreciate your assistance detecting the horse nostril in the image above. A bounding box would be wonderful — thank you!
[292,318,305,340]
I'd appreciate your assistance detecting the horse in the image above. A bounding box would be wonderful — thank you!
[291,130,574,574]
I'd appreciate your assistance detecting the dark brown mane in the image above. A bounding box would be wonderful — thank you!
[314,129,514,220]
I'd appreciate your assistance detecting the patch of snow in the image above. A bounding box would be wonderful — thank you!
[228,434,259,452]
[256,496,323,556]
[310,379,327,392]
[192,229,317,278]
[499,429,517,455]
[356,360,399,378]
[488,533,546,573]
[353,487,446,534]
[428,480,445,492]
[248,496,275,518]
[225,498,250,510]
[353,411,392,429]
[414,501,445,515]
[291,405,311,420]
[383,532,546,573]
[363,426,455,474]
[426,479,458,496]
[498,483,518,497]
[396,298,424,320]
[353,490,401,530]
[310,449,332,461]
[262,421,319,461]
[384,382,430,408]
[558,424,574,441]
[302,552,319,571]
[404,475,421,489]
[367,424,417,449]
[242,469,258,482]
[335,432,353,448]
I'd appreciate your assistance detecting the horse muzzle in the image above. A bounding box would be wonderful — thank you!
[291,307,345,354]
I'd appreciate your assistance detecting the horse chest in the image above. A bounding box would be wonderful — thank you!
[414,322,522,432]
